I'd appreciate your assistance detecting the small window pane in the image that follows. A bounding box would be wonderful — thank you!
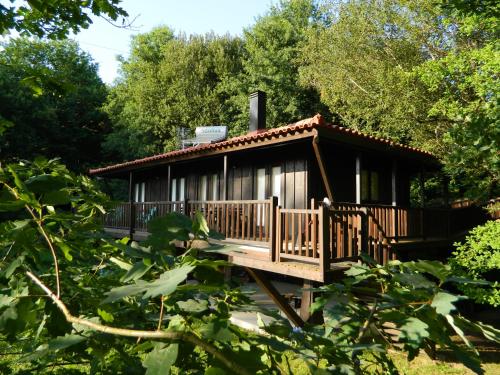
[199,175,207,201]
[171,179,177,201]
[256,168,266,200]
[211,174,218,200]
[179,178,185,200]
[271,166,281,205]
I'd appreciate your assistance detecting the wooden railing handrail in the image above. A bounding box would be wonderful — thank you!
[188,199,270,204]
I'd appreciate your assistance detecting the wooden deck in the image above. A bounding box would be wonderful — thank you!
[102,198,478,282]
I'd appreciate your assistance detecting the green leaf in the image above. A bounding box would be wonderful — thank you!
[58,242,73,261]
[393,273,435,289]
[120,261,153,283]
[142,265,195,300]
[176,299,209,313]
[0,200,25,212]
[42,190,71,205]
[205,367,227,375]
[199,321,235,342]
[48,334,86,350]
[405,261,451,283]
[398,317,429,348]
[431,292,462,315]
[143,343,178,375]
[109,256,133,271]
[102,280,149,304]
[97,308,114,323]
[344,265,369,276]
[3,255,25,278]
[192,211,210,237]
[25,174,67,193]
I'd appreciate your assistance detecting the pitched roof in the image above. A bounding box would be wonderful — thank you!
[89,114,436,176]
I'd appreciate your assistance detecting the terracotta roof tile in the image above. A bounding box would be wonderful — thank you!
[89,114,435,176]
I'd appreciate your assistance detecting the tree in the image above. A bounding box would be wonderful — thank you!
[416,1,499,199]
[450,221,500,307]
[0,0,128,39]
[0,38,110,171]
[300,0,499,199]
[300,0,447,147]
[104,27,245,159]
[225,0,329,136]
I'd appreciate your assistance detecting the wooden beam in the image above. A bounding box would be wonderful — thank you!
[166,165,171,201]
[128,171,134,240]
[223,155,228,201]
[391,160,397,206]
[355,154,361,204]
[312,132,334,202]
[245,267,304,327]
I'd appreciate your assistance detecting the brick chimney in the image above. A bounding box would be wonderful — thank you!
[249,91,266,133]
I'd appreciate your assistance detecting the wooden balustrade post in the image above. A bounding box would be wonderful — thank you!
[128,171,134,240]
[269,196,278,262]
[129,202,135,240]
[319,203,330,281]
[393,207,399,242]
[183,198,189,217]
[360,208,368,257]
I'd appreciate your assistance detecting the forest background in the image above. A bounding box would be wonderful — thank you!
[0,0,498,201]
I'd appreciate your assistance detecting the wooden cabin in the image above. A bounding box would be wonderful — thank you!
[90,92,485,324]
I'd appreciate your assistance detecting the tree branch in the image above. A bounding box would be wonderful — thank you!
[2,182,61,297]
[26,271,252,375]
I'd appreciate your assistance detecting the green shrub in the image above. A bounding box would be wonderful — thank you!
[450,220,500,307]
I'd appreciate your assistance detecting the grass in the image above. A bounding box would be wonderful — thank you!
[389,343,500,375]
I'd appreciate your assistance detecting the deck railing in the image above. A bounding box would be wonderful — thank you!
[187,200,273,243]
[331,203,451,240]
[104,199,462,280]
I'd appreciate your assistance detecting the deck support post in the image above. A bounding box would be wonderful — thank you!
[300,279,322,323]
[166,165,171,201]
[312,133,334,202]
[319,202,330,281]
[356,154,362,204]
[245,268,304,327]
[391,160,398,240]
[360,207,368,257]
[419,168,426,239]
[128,171,135,240]
[182,198,189,217]
[269,196,278,262]
[223,155,228,201]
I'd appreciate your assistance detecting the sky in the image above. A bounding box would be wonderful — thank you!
[72,0,277,84]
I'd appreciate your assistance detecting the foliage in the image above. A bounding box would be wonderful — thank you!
[416,3,499,199]
[0,0,128,39]
[0,37,110,171]
[103,27,245,159]
[223,0,329,136]
[300,0,445,146]
[1,159,499,374]
[449,221,500,307]
[300,0,499,200]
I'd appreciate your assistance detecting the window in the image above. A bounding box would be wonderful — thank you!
[134,182,145,202]
[179,178,185,201]
[210,174,218,200]
[256,168,266,200]
[361,169,380,202]
[171,178,177,201]
[199,175,207,201]
[271,166,281,205]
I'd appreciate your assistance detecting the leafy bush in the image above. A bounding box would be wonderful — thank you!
[450,220,500,307]
[0,159,499,374]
